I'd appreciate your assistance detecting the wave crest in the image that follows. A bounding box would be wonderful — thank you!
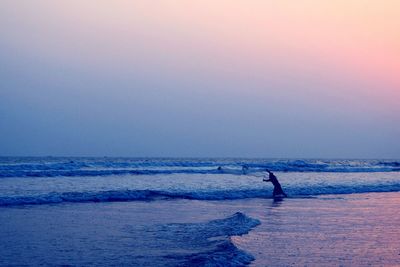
[147,212,260,266]
[2,182,400,206]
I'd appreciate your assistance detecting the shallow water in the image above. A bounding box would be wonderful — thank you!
[0,200,259,266]
[1,192,399,266]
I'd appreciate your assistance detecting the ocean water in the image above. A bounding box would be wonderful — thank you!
[0,157,399,206]
[1,157,399,266]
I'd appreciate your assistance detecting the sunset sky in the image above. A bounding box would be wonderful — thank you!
[1,1,399,158]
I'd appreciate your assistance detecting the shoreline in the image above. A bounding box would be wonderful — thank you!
[233,192,400,266]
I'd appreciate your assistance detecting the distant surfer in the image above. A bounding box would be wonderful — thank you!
[263,170,287,198]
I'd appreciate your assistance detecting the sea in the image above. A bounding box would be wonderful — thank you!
[1,157,399,266]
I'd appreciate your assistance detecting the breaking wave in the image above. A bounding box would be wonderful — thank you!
[2,182,400,206]
[0,157,399,178]
[141,212,261,266]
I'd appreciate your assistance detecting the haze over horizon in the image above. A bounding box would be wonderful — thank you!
[1,1,399,158]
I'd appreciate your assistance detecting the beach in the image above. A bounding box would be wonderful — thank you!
[2,1,399,265]
[1,157,400,266]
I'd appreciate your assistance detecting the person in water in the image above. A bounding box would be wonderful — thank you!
[263,169,287,197]
[242,165,249,174]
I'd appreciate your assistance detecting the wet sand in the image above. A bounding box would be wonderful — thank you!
[234,192,400,266]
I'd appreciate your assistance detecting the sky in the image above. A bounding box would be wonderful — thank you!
[0,0,399,158]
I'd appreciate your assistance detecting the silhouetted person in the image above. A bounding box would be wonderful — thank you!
[217,166,222,171]
[263,170,287,198]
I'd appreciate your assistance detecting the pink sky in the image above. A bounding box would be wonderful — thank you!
[5,1,398,97]
[1,0,399,157]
